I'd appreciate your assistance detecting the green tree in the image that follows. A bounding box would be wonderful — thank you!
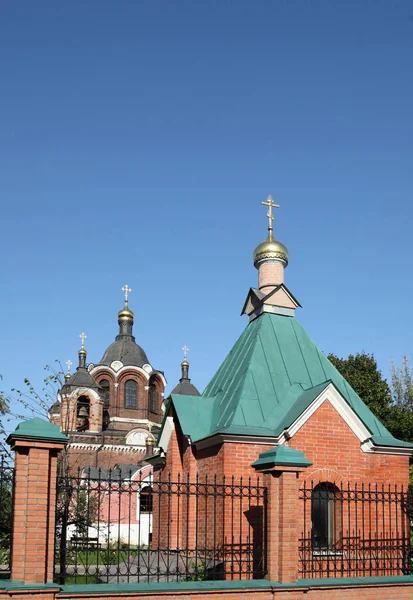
[327,352,393,424]
[328,351,413,444]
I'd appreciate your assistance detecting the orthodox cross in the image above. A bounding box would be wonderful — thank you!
[261,195,279,238]
[79,332,87,349]
[122,284,132,303]
[66,359,72,375]
[182,345,189,361]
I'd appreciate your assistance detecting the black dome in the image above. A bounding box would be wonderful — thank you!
[99,340,149,368]
[171,380,201,396]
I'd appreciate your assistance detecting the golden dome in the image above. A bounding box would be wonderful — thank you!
[253,235,289,269]
[181,359,189,368]
[118,304,134,322]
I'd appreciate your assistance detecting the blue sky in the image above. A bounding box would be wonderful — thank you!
[1,1,413,434]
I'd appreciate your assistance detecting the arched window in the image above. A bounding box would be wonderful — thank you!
[102,409,110,430]
[100,379,110,408]
[311,482,339,549]
[149,383,157,413]
[76,395,90,432]
[124,380,138,409]
[139,485,153,513]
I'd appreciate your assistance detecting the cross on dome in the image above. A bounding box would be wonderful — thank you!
[261,195,280,239]
[79,332,87,349]
[182,345,189,361]
[122,284,132,303]
[66,359,72,375]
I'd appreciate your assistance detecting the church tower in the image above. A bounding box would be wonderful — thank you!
[50,285,164,469]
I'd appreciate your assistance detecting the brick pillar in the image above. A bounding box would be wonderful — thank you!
[7,418,68,585]
[252,446,311,584]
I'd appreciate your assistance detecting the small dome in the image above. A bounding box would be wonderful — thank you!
[253,236,288,269]
[171,380,201,396]
[118,305,134,322]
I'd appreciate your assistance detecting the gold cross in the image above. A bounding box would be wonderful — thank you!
[66,359,72,375]
[122,284,132,302]
[261,195,280,238]
[182,345,189,361]
[79,332,87,349]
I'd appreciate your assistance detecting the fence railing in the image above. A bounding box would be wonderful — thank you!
[298,481,412,578]
[0,456,14,577]
[54,470,267,584]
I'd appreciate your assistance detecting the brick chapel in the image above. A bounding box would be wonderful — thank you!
[151,196,413,490]
[48,286,200,470]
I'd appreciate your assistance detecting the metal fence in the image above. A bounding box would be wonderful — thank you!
[299,480,412,578]
[54,469,267,584]
[0,456,14,577]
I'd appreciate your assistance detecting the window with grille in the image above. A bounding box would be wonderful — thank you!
[311,482,338,549]
[124,380,138,409]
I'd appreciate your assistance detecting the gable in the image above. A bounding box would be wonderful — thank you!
[265,287,298,309]
[156,313,413,456]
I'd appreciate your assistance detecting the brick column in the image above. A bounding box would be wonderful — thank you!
[7,418,68,585]
[252,446,311,583]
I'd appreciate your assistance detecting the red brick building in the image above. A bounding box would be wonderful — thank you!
[151,196,413,576]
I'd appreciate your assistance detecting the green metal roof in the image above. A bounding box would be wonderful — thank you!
[7,417,68,444]
[168,313,410,447]
[252,445,312,469]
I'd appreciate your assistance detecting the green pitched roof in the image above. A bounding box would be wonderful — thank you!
[168,313,405,446]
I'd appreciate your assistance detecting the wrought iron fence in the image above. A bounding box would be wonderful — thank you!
[54,469,267,584]
[299,480,412,578]
[0,456,14,577]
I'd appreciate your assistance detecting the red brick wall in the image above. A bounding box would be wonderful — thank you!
[290,400,409,486]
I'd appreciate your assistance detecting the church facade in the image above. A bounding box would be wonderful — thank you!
[49,286,199,471]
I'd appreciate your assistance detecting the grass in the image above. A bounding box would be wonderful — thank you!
[66,548,142,567]
[54,575,99,585]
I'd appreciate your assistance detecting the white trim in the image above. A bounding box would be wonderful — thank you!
[158,416,174,453]
[249,305,295,322]
[285,383,371,443]
[189,384,413,457]
[361,439,413,456]
[90,366,167,388]
[90,365,150,381]
[194,433,279,451]
[68,442,146,453]
[110,417,157,425]
[58,387,102,403]
[281,383,413,456]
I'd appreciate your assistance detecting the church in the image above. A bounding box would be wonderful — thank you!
[49,288,200,470]
[148,197,413,567]
[46,195,413,578]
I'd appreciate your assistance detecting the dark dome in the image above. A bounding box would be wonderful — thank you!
[63,368,101,391]
[99,340,149,368]
[49,401,61,415]
[171,380,201,396]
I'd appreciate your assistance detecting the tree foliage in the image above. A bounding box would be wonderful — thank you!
[328,352,392,423]
[328,351,413,444]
